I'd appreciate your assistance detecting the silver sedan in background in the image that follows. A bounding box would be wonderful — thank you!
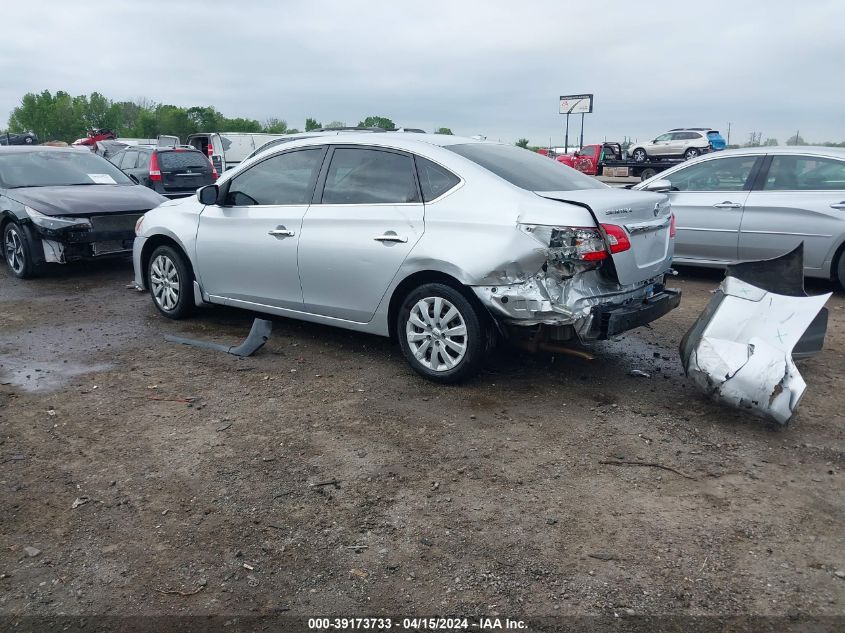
[635,146,845,288]
[133,133,679,382]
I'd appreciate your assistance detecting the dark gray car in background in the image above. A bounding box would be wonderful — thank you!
[0,146,166,278]
[109,146,216,199]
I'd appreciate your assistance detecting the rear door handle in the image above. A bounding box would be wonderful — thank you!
[268,227,295,237]
[373,233,408,243]
[713,202,742,209]
[830,202,845,209]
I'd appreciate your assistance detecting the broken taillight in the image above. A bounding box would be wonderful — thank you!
[600,223,632,254]
[520,224,609,262]
[149,152,162,181]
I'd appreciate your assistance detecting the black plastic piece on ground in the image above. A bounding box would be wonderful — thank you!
[725,243,806,297]
[165,318,273,357]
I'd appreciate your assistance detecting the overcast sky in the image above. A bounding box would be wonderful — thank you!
[1,0,842,146]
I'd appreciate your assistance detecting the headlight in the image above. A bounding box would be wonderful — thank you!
[25,206,91,231]
[135,214,145,236]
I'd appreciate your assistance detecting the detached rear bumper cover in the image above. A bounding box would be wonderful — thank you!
[680,245,831,425]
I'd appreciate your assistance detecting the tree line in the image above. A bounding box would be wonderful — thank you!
[4,90,454,143]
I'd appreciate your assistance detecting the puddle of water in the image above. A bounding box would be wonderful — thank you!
[0,357,112,393]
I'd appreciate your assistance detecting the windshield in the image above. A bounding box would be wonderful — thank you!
[0,150,133,188]
[445,143,605,191]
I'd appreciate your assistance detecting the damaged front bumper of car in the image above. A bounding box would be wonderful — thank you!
[472,267,681,342]
[25,206,141,264]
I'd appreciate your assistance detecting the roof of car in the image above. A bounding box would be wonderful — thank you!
[0,145,89,154]
[700,146,845,158]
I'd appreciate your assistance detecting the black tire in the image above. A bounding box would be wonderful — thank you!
[684,147,701,160]
[147,245,195,319]
[631,148,648,162]
[836,249,845,292]
[640,168,657,181]
[397,282,490,383]
[3,221,39,279]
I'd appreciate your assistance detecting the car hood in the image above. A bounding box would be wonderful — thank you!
[7,185,166,217]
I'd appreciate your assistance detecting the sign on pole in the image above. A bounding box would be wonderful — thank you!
[559,94,593,115]
[559,94,594,152]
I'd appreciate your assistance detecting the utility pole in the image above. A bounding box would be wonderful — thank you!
[726,122,731,145]
[579,112,585,149]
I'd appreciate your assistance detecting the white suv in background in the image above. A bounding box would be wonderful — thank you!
[630,128,726,162]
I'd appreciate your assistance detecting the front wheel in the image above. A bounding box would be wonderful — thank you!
[631,148,647,162]
[836,250,845,292]
[397,283,489,383]
[3,221,39,279]
[684,147,701,160]
[147,245,195,319]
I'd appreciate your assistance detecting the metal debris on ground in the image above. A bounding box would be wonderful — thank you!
[165,318,272,357]
[680,245,831,425]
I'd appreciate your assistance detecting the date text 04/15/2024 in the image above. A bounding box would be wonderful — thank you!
[307,617,528,630]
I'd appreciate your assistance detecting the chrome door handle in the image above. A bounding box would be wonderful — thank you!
[268,228,295,237]
[373,234,408,243]
[830,202,845,209]
[713,202,742,209]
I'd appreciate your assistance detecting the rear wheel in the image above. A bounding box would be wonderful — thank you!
[640,168,657,181]
[836,250,845,292]
[147,245,194,319]
[684,147,701,160]
[631,148,647,162]
[3,221,38,279]
[397,283,489,383]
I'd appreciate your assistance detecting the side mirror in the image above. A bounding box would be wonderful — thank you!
[642,178,672,193]
[197,184,220,205]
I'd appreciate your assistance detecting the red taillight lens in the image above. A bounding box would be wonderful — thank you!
[207,141,213,157]
[149,152,162,181]
[669,213,676,238]
[600,223,631,254]
[208,157,218,181]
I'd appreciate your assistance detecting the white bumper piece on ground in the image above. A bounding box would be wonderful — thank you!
[680,246,831,425]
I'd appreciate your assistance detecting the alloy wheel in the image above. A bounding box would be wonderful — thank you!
[5,227,25,274]
[406,296,468,372]
[150,254,180,311]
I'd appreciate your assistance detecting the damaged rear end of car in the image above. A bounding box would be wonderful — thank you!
[471,188,680,345]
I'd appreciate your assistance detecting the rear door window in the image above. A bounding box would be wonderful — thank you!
[224,148,324,206]
[158,151,211,170]
[763,155,845,191]
[321,148,420,204]
[415,157,460,202]
[120,150,139,169]
[666,156,760,192]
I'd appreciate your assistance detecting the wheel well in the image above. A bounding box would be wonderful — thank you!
[140,235,195,287]
[386,270,486,340]
[832,241,845,283]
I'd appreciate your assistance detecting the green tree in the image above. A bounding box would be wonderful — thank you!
[786,134,806,146]
[8,90,87,142]
[305,117,322,131]
[764,138,779,146]
[435,127,453,135]
[187,106,223,132]
[220,117,262,133]
[263,118,289,134]
[515,138,530,148]
[358,115,395,130]
[324,121,346,129]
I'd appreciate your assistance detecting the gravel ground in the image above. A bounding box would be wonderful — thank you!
[0,258,843,631]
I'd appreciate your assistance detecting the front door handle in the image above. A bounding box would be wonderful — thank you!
[830,202,845,210]
[373,233,408,243]
[713,202,742,209]
[268,227,295,237]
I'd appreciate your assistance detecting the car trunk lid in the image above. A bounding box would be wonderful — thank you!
[157,150,214,193]
[535,188,673,286]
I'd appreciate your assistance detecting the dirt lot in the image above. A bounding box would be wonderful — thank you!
[1,258,843,630]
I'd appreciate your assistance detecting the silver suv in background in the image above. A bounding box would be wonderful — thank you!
[133,133,680,382]
[630,128,726,162]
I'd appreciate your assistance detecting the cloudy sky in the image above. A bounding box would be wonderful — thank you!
[1,0,842,146]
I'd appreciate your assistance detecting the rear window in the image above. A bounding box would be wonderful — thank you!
[445,143,604,191]
[707,131,722,138]
[158,151,211,170]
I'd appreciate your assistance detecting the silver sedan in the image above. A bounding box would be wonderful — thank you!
[635,146,845,289]
[133,133,679,382]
